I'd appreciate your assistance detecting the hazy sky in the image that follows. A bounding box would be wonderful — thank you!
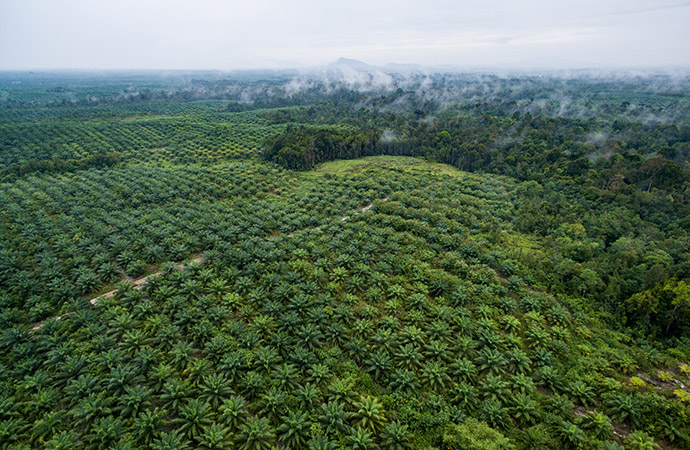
[1,0,689,70]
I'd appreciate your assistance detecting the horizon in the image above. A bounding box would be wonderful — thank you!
[1,59,689,77]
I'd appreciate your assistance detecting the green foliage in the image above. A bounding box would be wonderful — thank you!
[624,431,660,450]
[626,278,690,337]
[442,418,513,450]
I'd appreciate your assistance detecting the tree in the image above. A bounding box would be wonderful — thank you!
[395,344,423,370]
[134,408,165,446]
[505,349,531,374]
[389,369,419,393]
[183,423,227,450]
[555,421,585,449]
[235,417,275,450]
[307,435,337,450]
[625,431,659,450]
[346,427,376,450]
[481,374,510,404]
[86,416,124,450]
[151,430,190,450]
[568,380,595,407]
[365,350,391,381]
[296,382,321,409]
[479,399,509,428]
[199,373,233,407]
[173,399,213,439]
[583,411,613,440]
[451,382,479,412]
[272,363,299,391]
[118,385,152,418]
[510,392,539,425]
[476,348,506,374]
[277,409,310,448]
[31,411,62,444]
[221,394,249,430]
[421,360,452,391]
[380,421,413,450]
[43,431,79,450]
[352,395,386,434]
[606,392,642,427]
[328,377,357,405]
[318,401,351,436]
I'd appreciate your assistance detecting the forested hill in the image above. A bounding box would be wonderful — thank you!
[1,71,690,449]
[262,93,690,341]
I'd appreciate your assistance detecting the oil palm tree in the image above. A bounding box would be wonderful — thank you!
[424,340,450,362]
[352,395,386,434]
[318,400,351,437]
[197,423,231,450]
[380,421,413,449]
[173,399,214,439]
[606,392,642,427]
[220,394,249,430]
[450,358,477,383]
[328,377,357,405]
[505,348,531,374]
[277,409,311,449]
[625,431,659,450]
[150,430,190,450]
[308,363,331,385]
[535,365,560,391]
[450,382,478,412]
[199,373,233,408]
[86,415,123,450]
[30,411,62,445]
[421,361,451,391]
[72,392,112,428]
[479,398,509,428]
[296,382,321,410]
[346,427,376,450]
[511,373,536,395]
[389,369,419,393]
[582,411,613,440]
[271,363,299,391]
[555,420,585,449]
[161,378,190,412]
[480,374,510,404]
[118,385,152,418]
[308,435,337,450]
[365,350,391,381]
[43,430,79,450]
[259,387,288,424]
[235,416,275,450]
[475,347,506,375]
[510,392,539,425]
[134,408,165,447]
[395,344,422,370]
[568,380,595,407]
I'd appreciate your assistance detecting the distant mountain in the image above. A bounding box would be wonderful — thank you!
[329,58,377,71]
[328,58,425,75]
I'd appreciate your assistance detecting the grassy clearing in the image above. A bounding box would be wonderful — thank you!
[311,155,465,177]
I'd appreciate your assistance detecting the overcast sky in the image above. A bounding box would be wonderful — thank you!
[1,0,689,70]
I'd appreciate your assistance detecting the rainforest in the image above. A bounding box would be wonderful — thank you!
[1,68,690,450]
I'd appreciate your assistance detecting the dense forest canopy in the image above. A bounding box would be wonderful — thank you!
[1,69,690,449]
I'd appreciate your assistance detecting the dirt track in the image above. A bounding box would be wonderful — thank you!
[30,256,204,332]
[29,197,389,333]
